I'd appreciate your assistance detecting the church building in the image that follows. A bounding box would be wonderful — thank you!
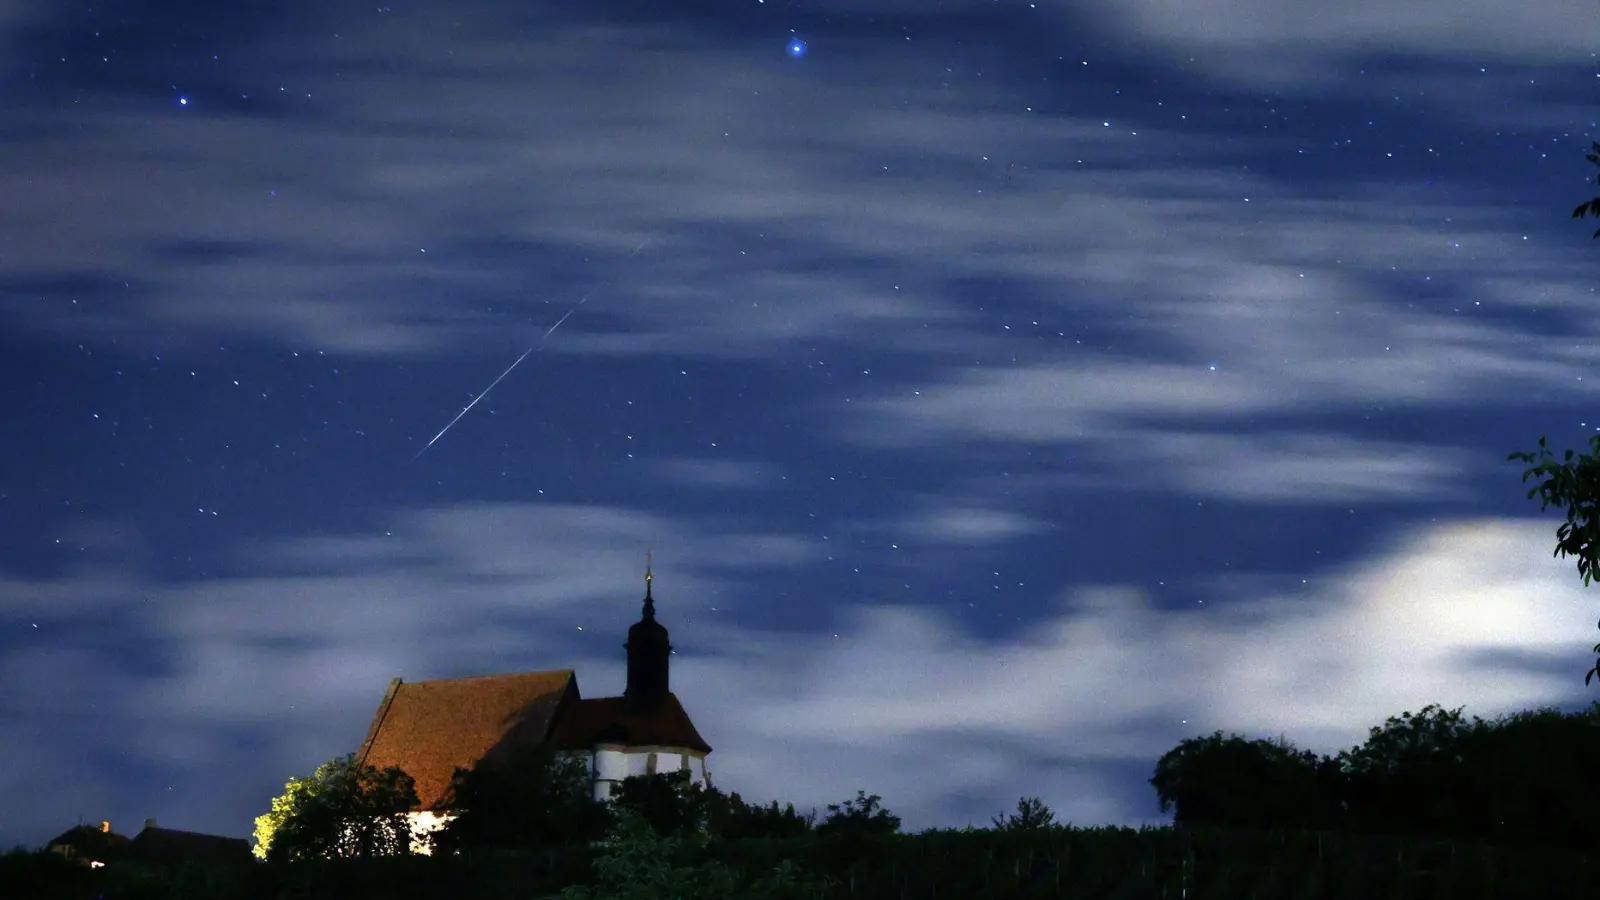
[353,563,712,852]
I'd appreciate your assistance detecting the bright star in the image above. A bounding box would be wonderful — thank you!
[787,37,806,57]
[178,96,189,106]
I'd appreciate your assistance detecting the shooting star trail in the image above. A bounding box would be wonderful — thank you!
[409,343,537,462]
[410,239,651,462]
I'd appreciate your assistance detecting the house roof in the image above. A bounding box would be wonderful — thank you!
[45,825,130,857]
[130,827,252,866]
[355,669,580,811]
[548,693,712,756]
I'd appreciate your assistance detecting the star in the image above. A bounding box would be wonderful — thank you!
[787,37,806,58]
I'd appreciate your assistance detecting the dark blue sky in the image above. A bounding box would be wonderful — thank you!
[5,0,1600,849]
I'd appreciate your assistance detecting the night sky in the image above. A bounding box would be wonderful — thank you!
[6,0,1600,850]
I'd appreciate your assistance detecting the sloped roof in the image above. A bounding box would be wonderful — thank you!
[45,825,130,861]
[355,669,578,811]
[130,827,251,866]
[548,693,712,755]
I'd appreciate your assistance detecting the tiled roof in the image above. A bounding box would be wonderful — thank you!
[130,827,251,866]
[548,693,712,755]
[355,669,579,811]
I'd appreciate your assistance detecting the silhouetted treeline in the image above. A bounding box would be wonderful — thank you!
[430,745,866,856]
[11,819,1600,900]
[16,699,1600,897]
[1151,702,1600,855]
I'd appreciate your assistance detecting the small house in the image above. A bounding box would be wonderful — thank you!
[129,819,253,866]
[45,820,130,867]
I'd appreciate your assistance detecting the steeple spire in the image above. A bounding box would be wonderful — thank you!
[625,550,671,709]
[643,549,655,619]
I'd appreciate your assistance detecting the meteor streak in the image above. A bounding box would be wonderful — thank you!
[409,343,536,462]
[410,239,650,461]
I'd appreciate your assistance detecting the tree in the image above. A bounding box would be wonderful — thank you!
[1333,705,1481,840]
[429,744,610,854]
[1337,705,1475,777]
[252,753,419,862]
[556,807,833,900]
[1329,702,1600,853]
[1151,703,1600,853]
[1150,732,1339,831]
[1507,435,1600,683]
[1572,140,1600,237]
[609,771,714,839]
[1508,139,1600,684]
[0,846,97,898]
[711,793,815,841]
[608,774,817,842]
[991,796,1057,831]
[1447,703,1600,854]
[814,790,900,837]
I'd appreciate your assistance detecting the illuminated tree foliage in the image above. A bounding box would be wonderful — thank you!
[252,753,418,862]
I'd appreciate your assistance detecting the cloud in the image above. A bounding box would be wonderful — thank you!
[837,214,1600,505]
[2,507,1592,847]
[1084,0,1600,86]
[895,505,1054,544]
[682,517,1593,828]
[1127,432,1476,502]
[9,11,1595,382]
[844,351,1508,505]
[652,458,778,490]
[851,412,1479,504]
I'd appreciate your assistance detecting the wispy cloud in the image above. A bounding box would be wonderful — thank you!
[685,517,1592,826]
[1084,0,1600,86]
[652,458,779,490]
[9,12,1591,374]
[893,505,1054,545]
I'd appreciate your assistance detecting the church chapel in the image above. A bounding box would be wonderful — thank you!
[352,563,712,851]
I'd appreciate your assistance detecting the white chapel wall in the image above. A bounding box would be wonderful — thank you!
[339,810,453,857]
[383,747,714,851]
[404,810,451,855]
[591,746,709,801]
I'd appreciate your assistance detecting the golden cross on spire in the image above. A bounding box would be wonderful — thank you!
[646,549,653,583]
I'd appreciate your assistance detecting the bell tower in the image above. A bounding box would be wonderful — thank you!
[624,551,671,710]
